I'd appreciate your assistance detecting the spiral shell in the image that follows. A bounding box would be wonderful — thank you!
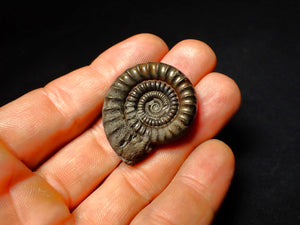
[102,62,197,165]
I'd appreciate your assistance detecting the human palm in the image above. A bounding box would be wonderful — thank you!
[0,34,241,225]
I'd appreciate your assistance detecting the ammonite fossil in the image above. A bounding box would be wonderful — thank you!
[102,62,197,165]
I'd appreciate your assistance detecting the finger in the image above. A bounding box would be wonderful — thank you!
[130,139,235,225]
[72,71,241,224]
[36,39,218,210]
[161,39,217,84]
[0,33,168,168]
[0,141,72,225]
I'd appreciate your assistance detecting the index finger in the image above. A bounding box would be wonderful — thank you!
[0,34,168,168]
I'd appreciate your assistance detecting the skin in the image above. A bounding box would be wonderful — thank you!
[0,33,241,225]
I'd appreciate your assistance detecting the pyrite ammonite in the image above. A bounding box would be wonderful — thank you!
[102,62,197,165]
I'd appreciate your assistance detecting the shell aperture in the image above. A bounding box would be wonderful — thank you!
[102,62,197,165]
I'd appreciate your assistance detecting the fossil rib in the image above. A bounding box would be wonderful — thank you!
[102,62,197,165]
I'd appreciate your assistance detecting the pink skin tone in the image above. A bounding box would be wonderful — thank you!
[0,33,241,225]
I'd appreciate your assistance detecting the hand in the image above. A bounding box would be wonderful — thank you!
[0,34,241,225]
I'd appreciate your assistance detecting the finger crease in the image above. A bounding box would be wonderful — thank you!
[7,193,24,225]
[120,168,154,203]
[40,88,70,123]
[38,172,72,208]
[179,174,216,215]
[149,210,177,225]
[89,58,118,87]
[90,122,115,158]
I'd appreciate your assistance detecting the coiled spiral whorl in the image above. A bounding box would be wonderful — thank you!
[102,62,197,165]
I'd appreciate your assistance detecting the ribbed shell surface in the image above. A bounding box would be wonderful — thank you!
[102,62,197,165]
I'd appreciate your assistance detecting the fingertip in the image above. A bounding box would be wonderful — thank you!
[129,33,169,53]
[161,39,217,84]
[194,72,241,141]
[201,139,235,171]
[169,39,217,63]
[177,39,216,62]
[208,72,242,111]
[184,139,235,212]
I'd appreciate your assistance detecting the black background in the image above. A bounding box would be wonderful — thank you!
[0,1,299,224]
